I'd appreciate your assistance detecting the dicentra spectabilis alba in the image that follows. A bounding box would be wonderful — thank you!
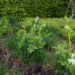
[64,25,70,30]
[68,58,75,66]
[35,17,39,23]
[42,24,46,27]
[72,53,75,58]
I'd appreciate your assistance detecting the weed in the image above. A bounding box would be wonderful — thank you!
[0,63,10,75]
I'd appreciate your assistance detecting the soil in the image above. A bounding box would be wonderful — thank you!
[0,48,56,75]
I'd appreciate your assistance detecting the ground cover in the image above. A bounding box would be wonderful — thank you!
[0,17,75,75]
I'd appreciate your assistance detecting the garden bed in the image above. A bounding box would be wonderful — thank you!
[0,17,75,75]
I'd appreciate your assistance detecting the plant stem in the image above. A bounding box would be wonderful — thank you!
[68,29,72,51]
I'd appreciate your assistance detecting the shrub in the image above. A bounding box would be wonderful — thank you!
[41,24,59,49]
[24,0,69,17]
[17,28,46,64]
[6,18,59,64]
[0,0,70,20]
[53,43,72,74]
[0,17,9,37]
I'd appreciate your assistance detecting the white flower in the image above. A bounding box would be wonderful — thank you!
[72,53,75,58]
[64,25,70,30]
[68,59,75,65]
[35,17,39,23]
[42,24,46,27]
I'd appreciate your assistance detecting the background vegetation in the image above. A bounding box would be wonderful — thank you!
[0,0,71,20]
[0,0,75,75]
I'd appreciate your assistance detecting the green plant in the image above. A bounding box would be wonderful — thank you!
[6,17,60,64]
[64,16,72,51]
[20,19,33,33]
[16,28,46,64]
[12,51,19,58]
[41,24,59,49]
[6,33,18,50]
[8,16,21,33]
[0,63,10,75]
[53,42,72,74]
[71,31,75,42]
[0,0,70,20]
[13,18,47,64]
[0,17,9,37]
[60,16,75,43]
[12,69,22,75]
[24,0,69,17]
[6,19,21,50]
[68,53,75,75]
